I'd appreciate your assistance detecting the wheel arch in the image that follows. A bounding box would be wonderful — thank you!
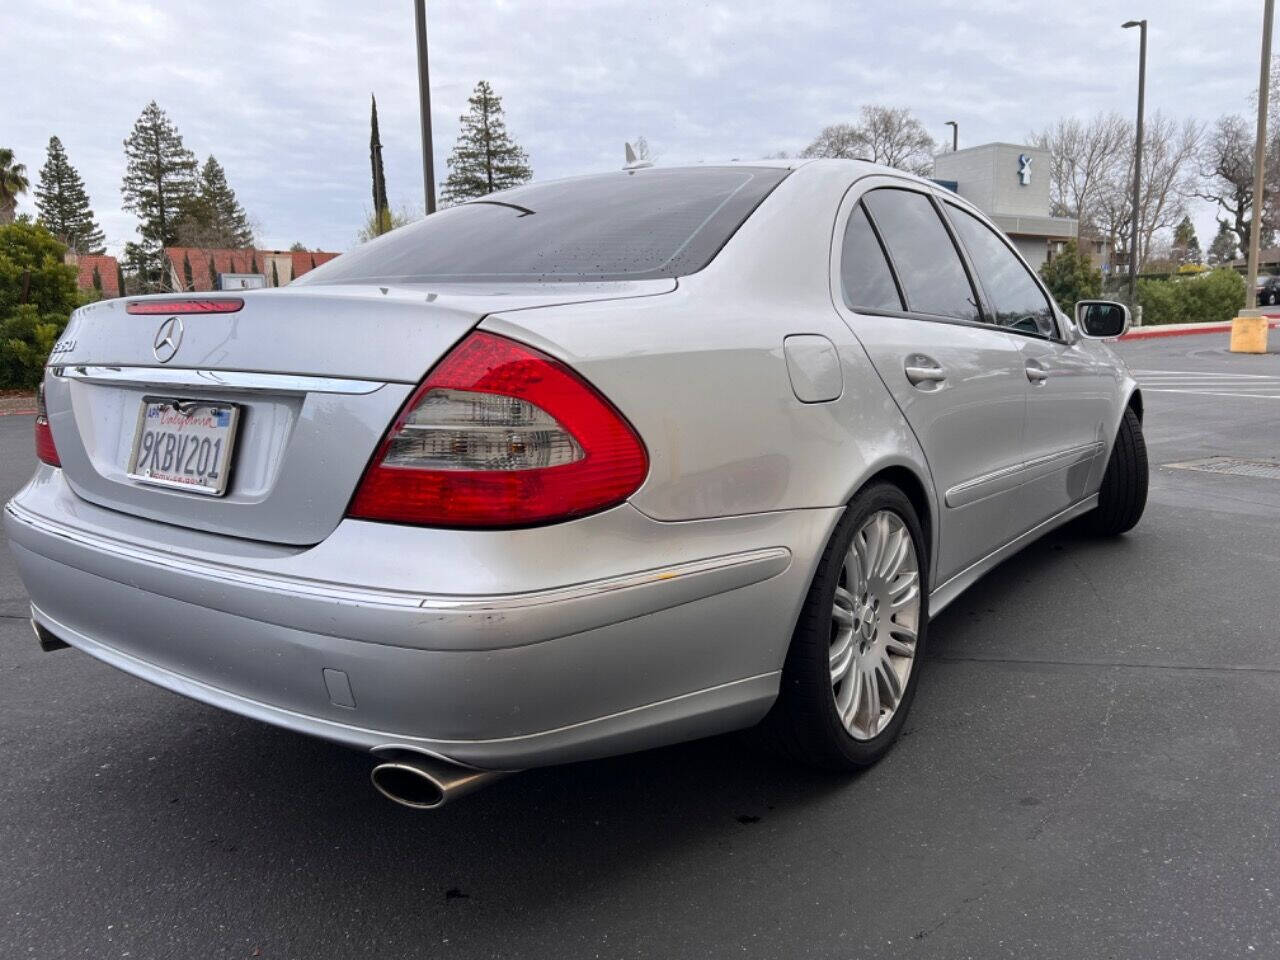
[1126,387,1144,422]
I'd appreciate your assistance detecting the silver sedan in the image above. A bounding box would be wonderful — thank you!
[4,159,1147,809]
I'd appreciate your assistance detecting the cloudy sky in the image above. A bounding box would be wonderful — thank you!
[3,0,1274,254]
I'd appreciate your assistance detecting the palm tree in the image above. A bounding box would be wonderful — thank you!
[0,147,30,224]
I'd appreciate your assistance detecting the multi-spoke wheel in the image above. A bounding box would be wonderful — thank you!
[766,482,930,770]
[828,510,921,740]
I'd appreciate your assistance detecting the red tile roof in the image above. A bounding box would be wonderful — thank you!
[164,247,340,291]
[74,254,121,298]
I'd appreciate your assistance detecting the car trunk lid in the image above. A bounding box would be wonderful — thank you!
[44,280,672,545]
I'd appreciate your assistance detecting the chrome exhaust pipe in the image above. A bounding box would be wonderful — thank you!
[370,754,509,810]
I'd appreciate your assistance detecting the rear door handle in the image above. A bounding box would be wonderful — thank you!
[904,357,947,387]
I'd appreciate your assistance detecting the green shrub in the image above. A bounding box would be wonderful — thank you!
[0,305,66,389]
[1039,240,1103,312]
[0,219,78,388]
[1137,268,1246,326]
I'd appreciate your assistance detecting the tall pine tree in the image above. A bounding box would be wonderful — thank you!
[440,81,532,206]
[176,155,253,249]
[35,136,106,253]
[120,101,197,289]
[370,94,389,234]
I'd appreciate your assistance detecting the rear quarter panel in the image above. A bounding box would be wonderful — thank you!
[480,164,936,535]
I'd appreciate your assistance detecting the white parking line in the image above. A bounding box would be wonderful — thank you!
[1133,368,1280,400]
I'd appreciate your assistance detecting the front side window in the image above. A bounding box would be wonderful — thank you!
[948,205,1057,338]
[861,189,980,323]
[840,202,904,312]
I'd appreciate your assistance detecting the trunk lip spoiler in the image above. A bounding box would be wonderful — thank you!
[51,365,390,396]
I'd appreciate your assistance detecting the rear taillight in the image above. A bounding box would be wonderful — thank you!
[348,331,648,528]
[34,381,60,467]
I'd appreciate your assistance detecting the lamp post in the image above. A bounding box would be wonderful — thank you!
[1246,0,1275,309]
[944,121,958,152]
[414,0,437,214]
[1122,19,1146,309]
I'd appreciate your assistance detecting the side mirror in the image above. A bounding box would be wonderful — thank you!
[1075,300,1130,339]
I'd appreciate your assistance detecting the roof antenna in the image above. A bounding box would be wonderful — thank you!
[623,142,653,171]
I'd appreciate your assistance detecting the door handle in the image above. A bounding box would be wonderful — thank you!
[1025,361,1049,384]
[904,357,946,387]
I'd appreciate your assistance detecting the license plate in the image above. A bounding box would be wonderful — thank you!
[127,398,241,496]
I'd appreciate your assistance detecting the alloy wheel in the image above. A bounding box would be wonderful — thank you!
[828,510,921,740]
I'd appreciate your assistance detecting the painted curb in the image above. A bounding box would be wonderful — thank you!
[1119,319,1280,341]
[0,408,36,417]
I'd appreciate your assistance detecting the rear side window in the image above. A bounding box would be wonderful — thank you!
[947,205,1057,338]
[862,189,980,323]
[840,203,904,312]
[298,167,790,285]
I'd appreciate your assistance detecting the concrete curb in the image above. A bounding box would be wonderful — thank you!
[0,408,36,417]
[1118,318,1280,341]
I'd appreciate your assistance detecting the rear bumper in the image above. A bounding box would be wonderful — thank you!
[4,469,838,769]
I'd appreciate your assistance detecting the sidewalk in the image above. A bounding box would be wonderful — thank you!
[0,392,36,417]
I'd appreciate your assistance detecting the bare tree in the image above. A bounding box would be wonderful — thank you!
[801,106,936,176]
[857,106,936,175]
[800,123,864,160]
[1028,113,1128,234]
[1134,114,1202,267]
[1198,113,1278,254]
[1065,112,1199,272]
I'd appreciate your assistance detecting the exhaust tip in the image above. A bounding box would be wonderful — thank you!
[31,619,70,653]
[371,762,447,810]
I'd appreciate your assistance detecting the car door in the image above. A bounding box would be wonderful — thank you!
[942,201,1113,530]
[831,179,1029,585]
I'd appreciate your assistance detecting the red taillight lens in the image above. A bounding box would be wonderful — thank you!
[34,381,60,467]
[348,331,648,527]
[126,299,244,315]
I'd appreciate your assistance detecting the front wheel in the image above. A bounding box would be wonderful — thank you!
[765,483,928,771]
[1085,407,1148,536]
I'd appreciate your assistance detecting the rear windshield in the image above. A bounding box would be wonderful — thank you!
[298,166,790,285]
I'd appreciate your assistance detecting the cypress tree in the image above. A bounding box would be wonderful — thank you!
[120,101,198,289]
[208,255,218,289]
[440,81,532,206]
[115,260,126,298]
[250,253,259,274]
[370,94,389,234]
[92,264,103,292]
[35,136,106,253]
[270,260,280,287]
[182,252,193,290]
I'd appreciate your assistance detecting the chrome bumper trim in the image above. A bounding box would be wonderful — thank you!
[53,364,387,395]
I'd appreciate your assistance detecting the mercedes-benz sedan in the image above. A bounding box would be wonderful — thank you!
[4,159,1147,808]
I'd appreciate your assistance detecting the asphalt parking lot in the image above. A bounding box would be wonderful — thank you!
[2,334,1278,959]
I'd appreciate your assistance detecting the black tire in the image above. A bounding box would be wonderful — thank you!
[764,482,929,771]
[1085,407,1148,536]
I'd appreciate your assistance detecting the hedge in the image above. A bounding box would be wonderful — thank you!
[1136,269,1246,326]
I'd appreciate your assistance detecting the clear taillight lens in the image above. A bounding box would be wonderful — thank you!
[34,380,60,467]
[347,331,648,528]
[384,388,584,471]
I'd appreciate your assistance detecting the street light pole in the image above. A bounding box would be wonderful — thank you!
[945,121,958,152]
[414,0,437,214]
[1123,19,1147,309]
[1246,0,1275,309]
